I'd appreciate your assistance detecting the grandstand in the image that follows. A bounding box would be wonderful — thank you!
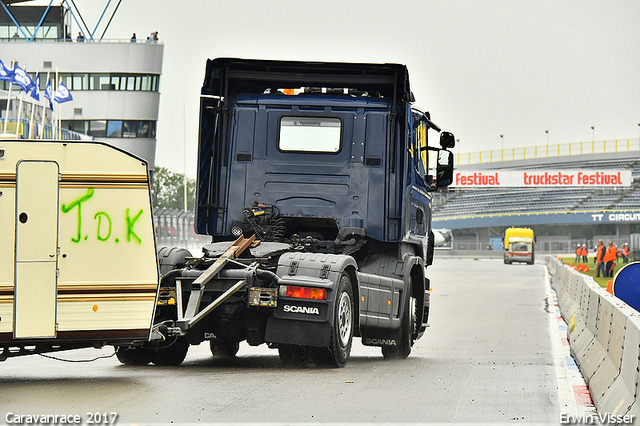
[432,139,640,256]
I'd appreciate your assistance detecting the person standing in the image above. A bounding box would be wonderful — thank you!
[595,240,606,277]
[622,243,630,263]
[575,244,581,264]
[581,245,588,263]
[603,241,617,278]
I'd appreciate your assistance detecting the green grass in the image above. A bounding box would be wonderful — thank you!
[558,256,627,288]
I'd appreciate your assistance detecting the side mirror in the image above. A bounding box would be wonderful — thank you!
[439,131,455,149]
[435,150,454,188]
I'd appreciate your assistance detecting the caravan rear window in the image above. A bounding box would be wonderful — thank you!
[278,116,342,153]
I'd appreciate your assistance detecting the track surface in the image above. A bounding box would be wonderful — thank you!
[1,259,568,424]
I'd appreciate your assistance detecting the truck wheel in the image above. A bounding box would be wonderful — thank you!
[327,273,354,368]
[116,346,152,366]
[210,340,240,358]
[382,295,415,360]
[150,337,189,366]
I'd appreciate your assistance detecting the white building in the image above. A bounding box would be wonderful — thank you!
[0,1,163,168]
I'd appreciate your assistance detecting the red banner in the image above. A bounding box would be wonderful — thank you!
[451,170,632,187]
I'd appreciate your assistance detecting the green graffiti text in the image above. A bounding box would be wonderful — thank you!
[60,188,144,245]
[94,212,112,241]
[60,188,94,243]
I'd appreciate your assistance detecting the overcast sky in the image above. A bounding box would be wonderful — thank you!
[56,0,640,177]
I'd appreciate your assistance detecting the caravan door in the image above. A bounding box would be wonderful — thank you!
[14,160,59,339]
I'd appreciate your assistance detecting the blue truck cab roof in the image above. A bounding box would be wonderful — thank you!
[197,58,436,244]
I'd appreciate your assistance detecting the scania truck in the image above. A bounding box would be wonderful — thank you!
[116,58,456,367]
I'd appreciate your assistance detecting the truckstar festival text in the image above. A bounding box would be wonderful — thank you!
[452,170,632,188]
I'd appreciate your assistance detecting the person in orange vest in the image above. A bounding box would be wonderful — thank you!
[574,244,581,264]
[622,243,630,263]
[595,240,606,277]
[581,245,588,263]
[603,241,618,277]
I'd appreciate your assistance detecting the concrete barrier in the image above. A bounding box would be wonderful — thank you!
[544,256,640,419]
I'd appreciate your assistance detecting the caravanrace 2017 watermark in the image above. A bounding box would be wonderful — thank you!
[4,412,118,425]
[560,412,634,425]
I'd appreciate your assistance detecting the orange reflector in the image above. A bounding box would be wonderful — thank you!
[283,88,295,95]
[92,305,98,312]
[286,286,327,300]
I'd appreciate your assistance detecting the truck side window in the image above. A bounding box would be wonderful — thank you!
[278,116,342,153]
[413,120,428,179]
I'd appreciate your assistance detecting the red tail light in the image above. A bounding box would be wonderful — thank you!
[286,286,327,300]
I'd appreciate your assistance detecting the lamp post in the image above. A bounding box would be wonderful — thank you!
[545,129,549,145]
[591,126,595,142]
[500,134,504,150]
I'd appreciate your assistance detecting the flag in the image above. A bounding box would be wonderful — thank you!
[44,78,53,110]
[54,82,73,103]
[0,60,13,81]
[30,73,40,101]
[12,64,35,92]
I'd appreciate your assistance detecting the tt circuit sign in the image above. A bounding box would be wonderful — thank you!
[592,212,640,222]
[452,170,632,188]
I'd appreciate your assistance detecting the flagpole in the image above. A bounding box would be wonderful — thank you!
[15,63,26,140]
[54,66,58,139]
[28,68,38,139]
[42,71,49,139]
[4,59,14,133]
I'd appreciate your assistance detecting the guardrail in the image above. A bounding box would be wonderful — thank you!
[546,256,640,419]
[457,138,640,166]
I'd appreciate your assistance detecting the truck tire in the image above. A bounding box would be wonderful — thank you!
[327,273,354,367]
[150,337,189,366]
[116,346,152,366]
[382,295,414,360]
[210,340,240,358]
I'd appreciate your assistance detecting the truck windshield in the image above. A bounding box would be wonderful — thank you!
[511,243,532,252]
[278,116,341,153]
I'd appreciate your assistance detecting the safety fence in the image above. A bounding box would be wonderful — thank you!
[546,256,640,419]
[457,138,640,166]
[153,208,210,252]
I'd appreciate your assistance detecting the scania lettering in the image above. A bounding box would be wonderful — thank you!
[363,338,398,346]
[283,305,321,315]
[114,58,455,368]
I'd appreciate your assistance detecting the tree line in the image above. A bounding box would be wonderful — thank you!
[151,166,196,212]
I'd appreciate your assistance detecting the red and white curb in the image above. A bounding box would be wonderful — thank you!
[545,268,598,420]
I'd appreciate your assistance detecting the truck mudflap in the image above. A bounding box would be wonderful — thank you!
[265,319,332,347]
[265,252,358,347]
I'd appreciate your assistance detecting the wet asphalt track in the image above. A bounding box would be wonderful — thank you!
[1,259,570,424]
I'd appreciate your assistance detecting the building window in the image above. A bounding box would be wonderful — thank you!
[107,120,123,137]
[89,120,107,137]
[63,120,157,139]
[33,73,161,92]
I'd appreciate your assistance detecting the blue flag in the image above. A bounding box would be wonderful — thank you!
[44,78,53,110]
[30,73,40,101]
[12,64,35,92]
[54,82,73,103]
[0,60,14,82]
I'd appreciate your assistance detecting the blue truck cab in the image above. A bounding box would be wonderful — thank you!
[121,58,455,368]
